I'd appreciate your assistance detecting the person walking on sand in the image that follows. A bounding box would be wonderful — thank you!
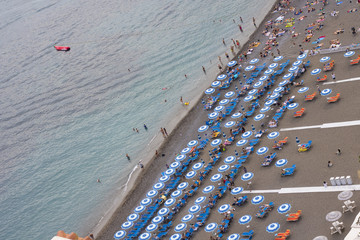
[225,52,229,60]
[317,85,321,94]
[202,66,206,74]
[238,24,243,32]
[243,167,247,173]
[296,137,300,146]
[180,96,183,104]
[277,48,281,55]
[331,72,336,80]
[126,153,130,160]
[253,17,257,28]
[222,38,226,45]
[323,181,327,188]
[160,128,166,138]
[163,128,168,137]
[218,64,223,72]
[240,16,243,23]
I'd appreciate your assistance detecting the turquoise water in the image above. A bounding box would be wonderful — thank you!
[0,0,275,239]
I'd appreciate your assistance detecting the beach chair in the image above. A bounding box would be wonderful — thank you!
[298,141,312,152]
[278,137,288,145]
[327,93,340,103]
[249,138,259,146]
[241,230,254,239]
[276,229,291,239]
[317,75,327,82]
[350,55,360,65]
[304,60,311,68]
[286,210,302,221]
[293,108,305,117]
[304,92,316,101]
[293,79,304,86]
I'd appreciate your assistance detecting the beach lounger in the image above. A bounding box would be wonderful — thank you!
[323,60,335,71]
[327,93,340,103]
[304,60,310,68]
[304,92,316,101]
[278,137,288,145]
[317,75,327,82]
[293,108,305,117]
[281,164,296,176]
[350,55,360,65]
[275,229,291,239]
[286,210,302,221]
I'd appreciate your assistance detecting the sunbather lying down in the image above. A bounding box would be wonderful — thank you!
[334,29,344,34]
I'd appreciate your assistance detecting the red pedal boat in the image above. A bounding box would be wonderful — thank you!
[54,46,70,51]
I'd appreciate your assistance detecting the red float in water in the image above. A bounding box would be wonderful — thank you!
[54,46,70,51]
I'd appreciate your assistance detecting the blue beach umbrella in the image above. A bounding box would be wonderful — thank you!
[134,205,146,213]
[203,185,215,194]
[311,68,321,75]
[283,73,293,79]
[217,74,227,80]
[218,164,230,172]
[242,131,253,139]
[159,175,169,182]
[292,60,303,67]
[253,81,263,88]
[239,215,252,224]
[320,56,330,62]
[205,88,215,94]
[264,69,274,75]
[208,112,219,119]
[228,61,237,67]
[198,125,209,132]
[214,105,225,112]
[259,75,268,81]
[231,112,242,119]
[275,159,288,167]
[248,89,258,95]
[171,190,182,198]
[266,223,280,233]
[236,139,248,146]
[256,146,268,155]
[177,182,189,190]
[153,182,165,190]
[182,214,194,222]
[152,216,164,224]
[218,204,231,213]
[170,161,181,168]
[268,63,278,69]
[254,113,265,121]
[241,172,254,181]
[224,121,236,128]
[175,154,186,161]
[244,95,254,102]
[278,80,289,87]
[298,87,309,93]
[344,51,355,57]
[205,223,218,232]
[188,140,198,147]
[297,54,307,60]
[227,234,240,240]
[267,131,280,139]
[189,204,201,214]
[211,81,221,88]
[273,56,283,62]
[181,147,191,155]
[288,66,298,72]
[245,65,255,71]
[321,89,332,96]
[139,233,151,240]
[278,203,291,214]
[231,187,244,195]
[274,87,284,93]
[264,99,276,106]
[158,207,170,216]
[225,91,235,98]
[114,230,126,239]
[146,190,158,198]
[165,168,175,176]
[141,198,152,206]
[260,106,271,113]
[164,198,176,207]
[211,173,223,182]
[251,195,264,205]
[174,223,187,232]
[192,162,203,171]
[219,99,230,105]
[170,234,181,240]
[121,221,133,229]
[186,171,196,179]
[211,139,222,147]
[269,93,280,99]
[195,196,206,204]
[250,58,259,64]
[146,224,158,232]
[287,103,299,110]
[224,156,236,164]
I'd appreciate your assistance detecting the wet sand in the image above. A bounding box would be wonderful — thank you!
[96,0,360,239]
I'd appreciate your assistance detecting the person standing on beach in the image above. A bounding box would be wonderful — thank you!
[163,128,168,137]
[180,96,183,104]
[202,66,206,74]
[218,64,222,72]
[331,72,336,80]
[277,48,281,55]
[160,128,166,138]
[225,52,229,60]
[253,17,257,28]
[238,24,243,32]
[240,16,243,23]
[222,38,226,45]
[317,85,321,94]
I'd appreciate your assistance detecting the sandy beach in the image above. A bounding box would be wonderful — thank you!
[95,0,360,239]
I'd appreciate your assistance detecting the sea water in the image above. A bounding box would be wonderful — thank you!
[0,0,276,239]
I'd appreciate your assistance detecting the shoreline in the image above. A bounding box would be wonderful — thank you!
[93,0,280,238]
